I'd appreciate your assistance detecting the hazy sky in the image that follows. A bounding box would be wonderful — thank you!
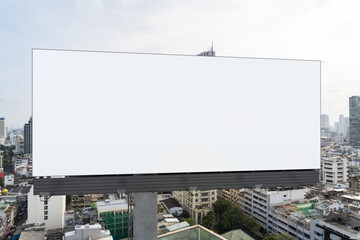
[0,0,359,128]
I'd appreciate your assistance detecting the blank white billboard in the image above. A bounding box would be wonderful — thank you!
[32,49,320,177]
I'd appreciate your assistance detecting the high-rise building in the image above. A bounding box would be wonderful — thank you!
[349,96,360,146]
[0,117,6,145]
[320,114,329,128]
[24,117,32,154]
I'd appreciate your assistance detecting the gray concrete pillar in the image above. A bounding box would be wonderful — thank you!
[133,192,157,240]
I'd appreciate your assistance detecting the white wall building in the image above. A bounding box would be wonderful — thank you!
[65,224,113,240]
[4,175,14,187]
[27,185,66,230]
[239,188,313,240]
[321,157,348,184]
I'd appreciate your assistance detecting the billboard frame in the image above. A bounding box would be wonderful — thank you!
[32,48,321,195]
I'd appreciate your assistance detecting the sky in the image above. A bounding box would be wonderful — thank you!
[0,0,359,128]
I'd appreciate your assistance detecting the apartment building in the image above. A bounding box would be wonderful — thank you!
[321,157,348,184]
[239,188,314,239]
[218,189,240,206]
[172,190,217,224]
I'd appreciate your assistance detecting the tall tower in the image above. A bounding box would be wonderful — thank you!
[349,96,360,146]
[24,117,32,154]
[320,114,329,128]
[0,118,6,145]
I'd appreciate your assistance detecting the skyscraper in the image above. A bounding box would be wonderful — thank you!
[349,96,360,146]
[0,117,6,145]
[320,114,329,128]
[24,117,32,154]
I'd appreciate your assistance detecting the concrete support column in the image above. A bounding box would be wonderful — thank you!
[133,192,157,240]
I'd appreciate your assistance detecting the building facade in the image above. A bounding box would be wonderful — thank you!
[172,190,217,224]
[239,188,312,240]
[97,199,130,240]
[321,157,348,184]
[349,96,360,147]
[27,186,66,230]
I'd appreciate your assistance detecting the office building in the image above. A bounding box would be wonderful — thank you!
[0,118,5,145]
[349,96,360,146]
[24,117,32,154]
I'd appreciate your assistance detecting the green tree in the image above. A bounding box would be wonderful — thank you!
[0,178,4,188]
[218,206,242,233]
[181,217,195,226]
[181,210,190,218]
[202,211,216,230]
[213,197,231,222]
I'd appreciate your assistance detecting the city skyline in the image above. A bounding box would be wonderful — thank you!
[1,0,360,127]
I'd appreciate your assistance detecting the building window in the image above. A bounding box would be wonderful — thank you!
[44,206,48,210]
[44,216,48,220]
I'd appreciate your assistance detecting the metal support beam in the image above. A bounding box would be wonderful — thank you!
[133,192,157,240]
[34,169,319,195]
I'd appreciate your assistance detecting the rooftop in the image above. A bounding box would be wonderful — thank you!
[158,225,227,240]
[161,198,182,209]
[97,199,128,212]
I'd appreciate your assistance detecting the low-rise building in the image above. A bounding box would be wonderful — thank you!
[161,198,182,216]
[310,212,360,240]
[321,157,348,184]
[65,224,113,240]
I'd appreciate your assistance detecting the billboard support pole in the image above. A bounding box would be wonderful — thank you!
[133,192,157,240]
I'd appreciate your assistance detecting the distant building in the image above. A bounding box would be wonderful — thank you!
[173,190,217,224]
[197,45,215,57]
[97,199,130,240]
[4,175,14,187]
[15,138,24,154]
[218,189,240,206]
[323,157,349,184]
[321,157,348,184]
[0,118,5,145]
[321,114,329,128]
[349,96,360,147]
[27,186,66,230]
[24,117,32,154]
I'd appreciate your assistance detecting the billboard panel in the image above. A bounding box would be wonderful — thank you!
[32,49,320,177]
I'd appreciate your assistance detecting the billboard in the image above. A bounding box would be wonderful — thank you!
[32,49,320,177]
